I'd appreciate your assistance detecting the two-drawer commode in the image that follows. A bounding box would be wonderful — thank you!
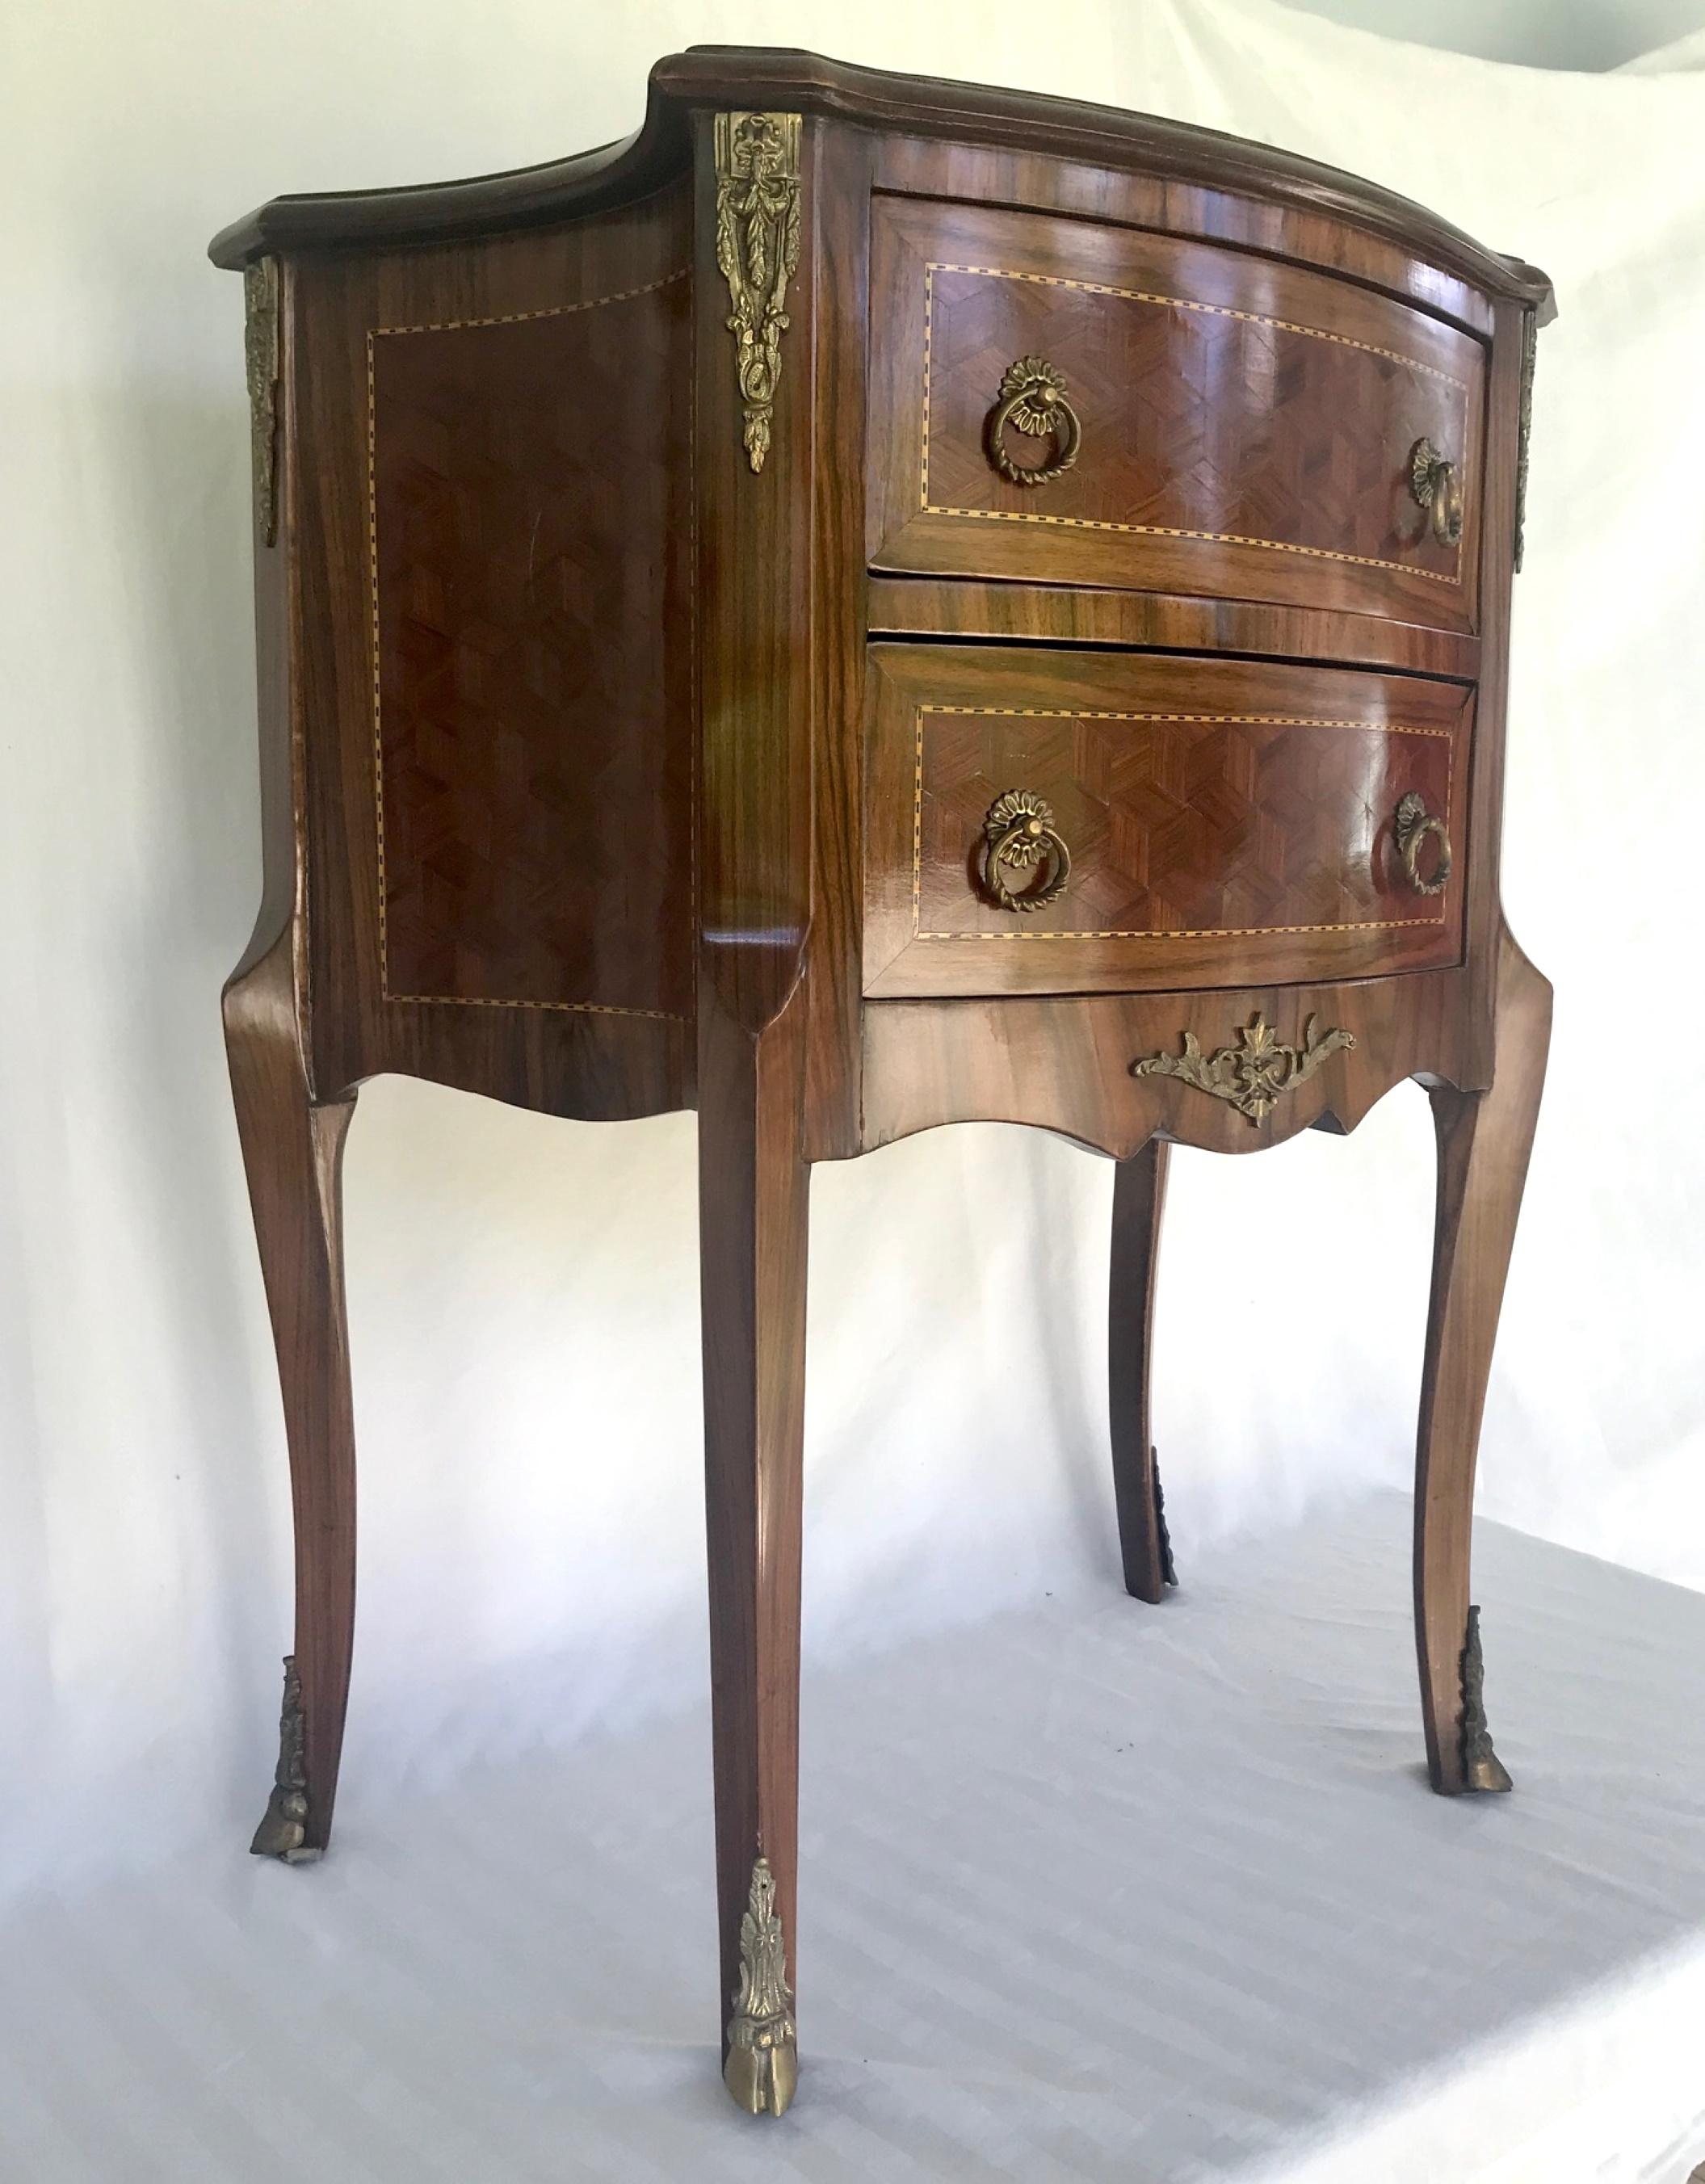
[213,48,1552,2119]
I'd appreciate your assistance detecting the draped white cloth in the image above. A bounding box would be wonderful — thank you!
[3,1498,1704,2180]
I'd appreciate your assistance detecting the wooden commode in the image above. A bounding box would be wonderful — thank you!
[212,48,1553,2119]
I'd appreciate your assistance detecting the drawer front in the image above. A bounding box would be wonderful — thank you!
[869,198,1485,632]
[864,646,1471,998]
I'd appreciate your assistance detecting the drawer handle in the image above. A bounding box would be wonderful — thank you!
[1395,791,1452,896]
[986,356,1081,488]
[1409,437,1464,545]
[981,790,1073,911]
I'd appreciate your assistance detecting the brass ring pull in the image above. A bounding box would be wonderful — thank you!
[986,355,1081,488]
[1394,791,1452,896]
[980,790,1072,912]
[1409,437,1464,546]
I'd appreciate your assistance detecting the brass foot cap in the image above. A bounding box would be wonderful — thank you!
[1464,1750,1514,1794]
[250,1787,321,1863]
[724,2035,798,2118]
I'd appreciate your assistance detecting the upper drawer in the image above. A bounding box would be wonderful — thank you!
[868,197,1485,634]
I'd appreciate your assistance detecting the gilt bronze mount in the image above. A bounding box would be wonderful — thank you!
[985,354,1082,486]
[713,110,803,474]
[250,1653,319,1862]
[979,788,1073,911]
[1153,1452,1178,1588]
[1459,1606,1514,1793]
[724,1855,798,2117]
[1131,1014,1355,1125]
[243,257,280,546]
[1409,435,1464,545]
[1394,791,1452,897]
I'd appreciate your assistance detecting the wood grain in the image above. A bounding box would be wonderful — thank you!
[223,932,358,1854]
[698,989,810,2059]
[1109,1142,1171,1603]
[799,128,876,1161]
[371,270,694,1018]
[859,964,1485,1161]
[869,195,1485,629]
[689,112,872,2068]
[213,46,1554,2105]
[290,183,696,1116]
[865,645,1472,999]
[865,575,1482,682]
[1414,924,1552,1793]
[212,48,1554,324]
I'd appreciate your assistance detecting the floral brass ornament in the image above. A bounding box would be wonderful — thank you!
[979,788,1073,911]
[986,355,1081,486]
[243,256,280,546]
[713,111,802,474]
[250,1654,320,1862]
[1394,790,1452,897]
[1409,435,1464,545]
[1131,1014,1355,1126]
[1459,1606,1513,1792]
[724,1855,798,2117]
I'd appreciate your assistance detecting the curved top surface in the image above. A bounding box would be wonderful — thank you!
[208,45,1552,311]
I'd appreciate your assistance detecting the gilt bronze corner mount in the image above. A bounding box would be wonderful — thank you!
[243,256,280,547]
[713,110,803,475]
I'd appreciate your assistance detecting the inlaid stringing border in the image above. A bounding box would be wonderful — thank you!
[920,262,1467,587]
[909,706,1455,943]
[366,266,692,1020]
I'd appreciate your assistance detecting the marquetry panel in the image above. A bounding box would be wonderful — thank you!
[866,645,1472,998]
[869,196,1485,634]
[371,267,694,1020]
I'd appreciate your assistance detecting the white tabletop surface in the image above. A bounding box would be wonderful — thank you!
[2,1489,1703,2182]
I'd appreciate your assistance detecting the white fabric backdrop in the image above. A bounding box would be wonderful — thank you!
[2,0,1703,1896]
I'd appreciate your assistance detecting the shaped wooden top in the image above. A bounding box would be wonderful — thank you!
[208,44,1552,318]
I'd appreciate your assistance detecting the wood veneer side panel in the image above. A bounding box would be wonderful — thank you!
[288,191,694,1118]
[371,273,694,1020]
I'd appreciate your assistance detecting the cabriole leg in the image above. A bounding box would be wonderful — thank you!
[1109,1140,1176,1601]
[699,1006,808,2116]
[224,936,359,1860]
[1414,927,1552,1794]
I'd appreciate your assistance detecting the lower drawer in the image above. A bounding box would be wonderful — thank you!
[864,644,1470,998]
